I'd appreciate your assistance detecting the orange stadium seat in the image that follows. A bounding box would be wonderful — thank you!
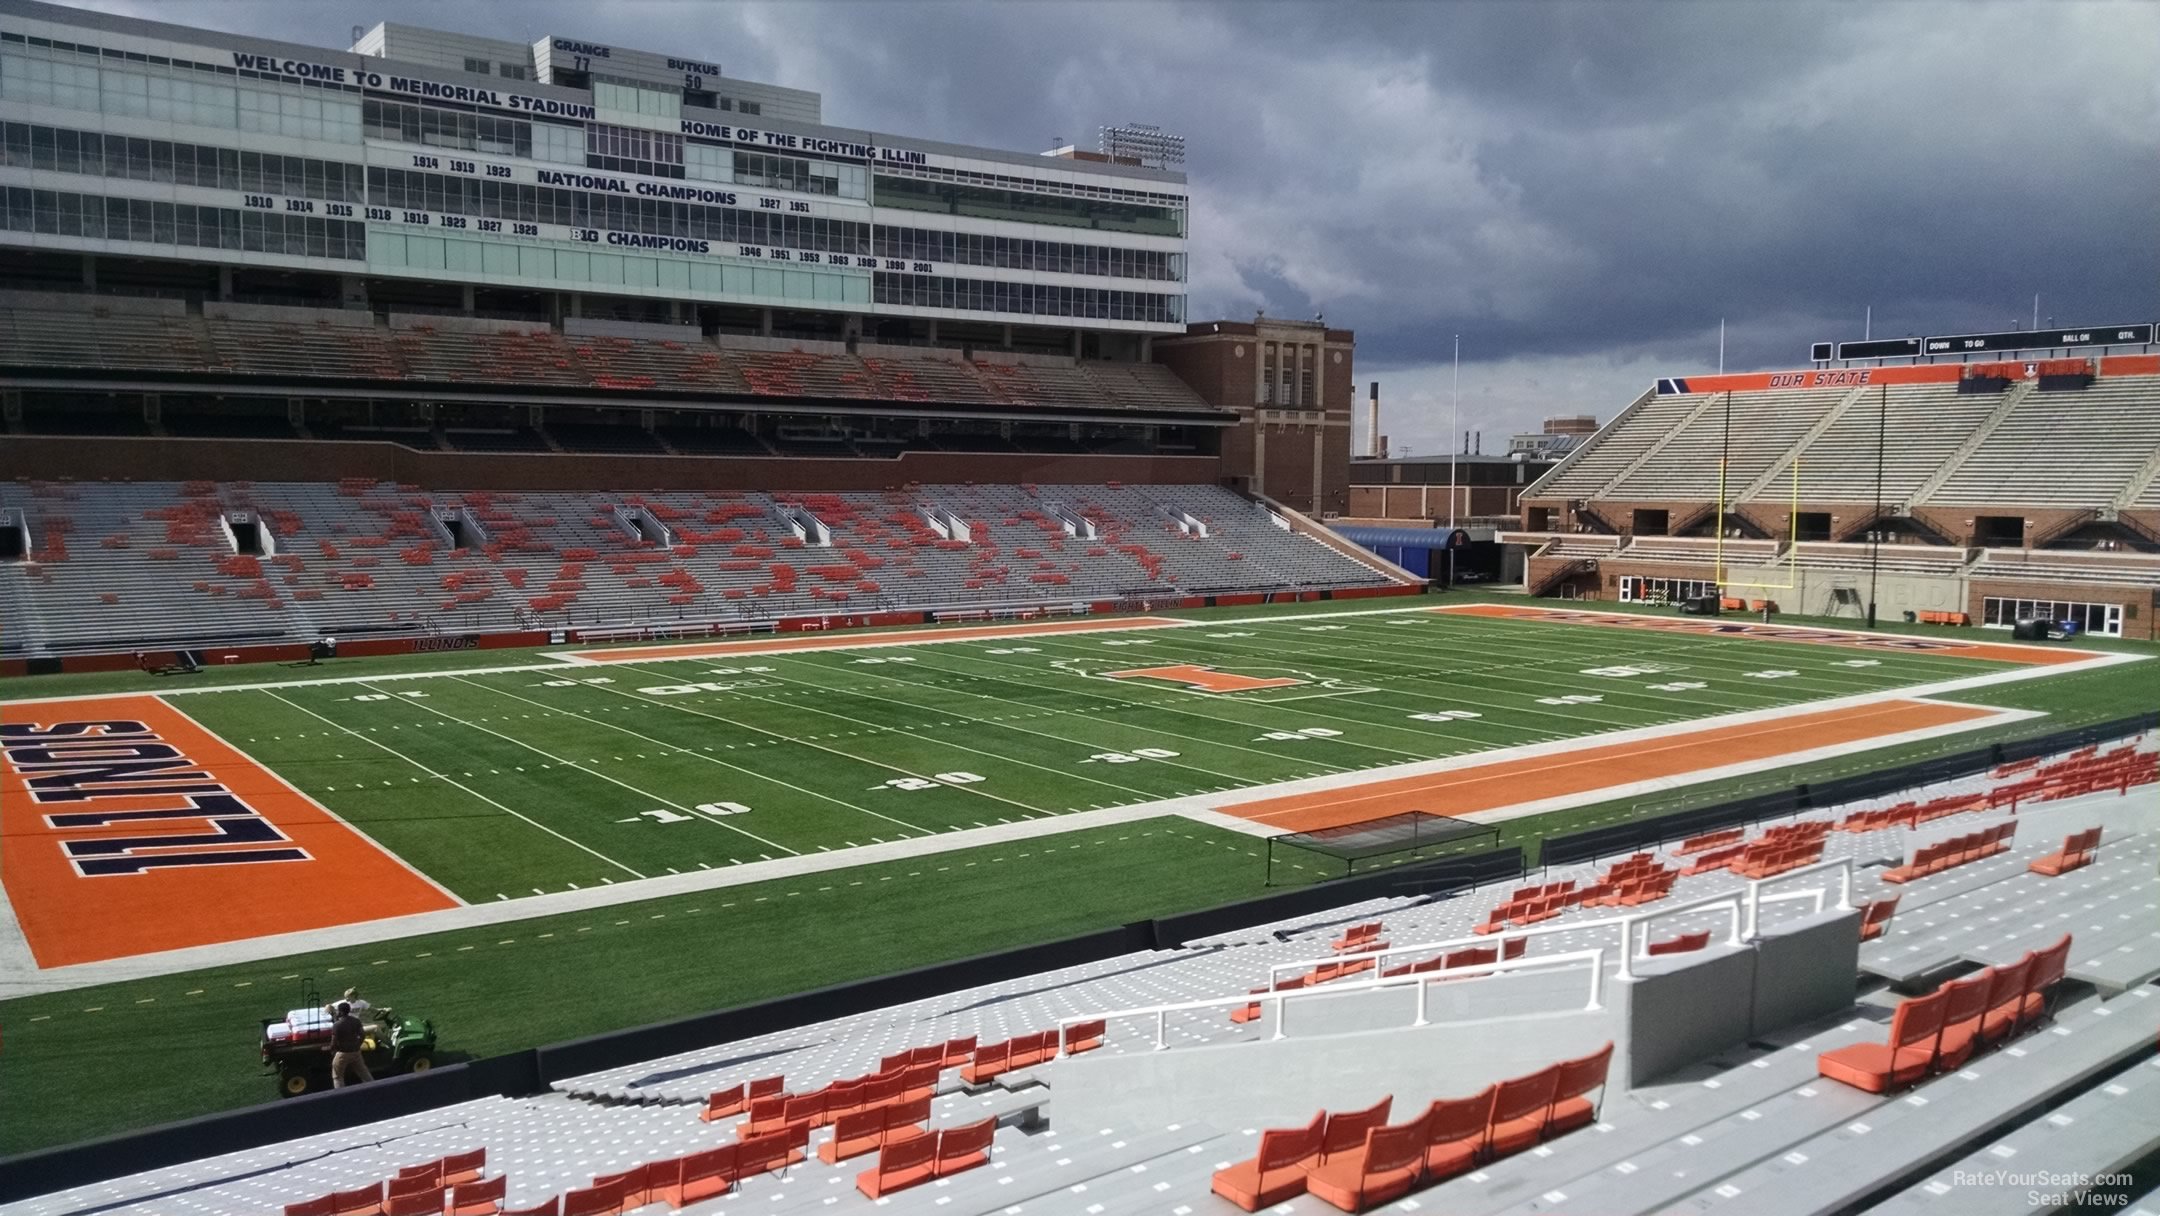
[447,1177,506,1216]
[855,1130,939,1198]
[1818,987,1950,1092]
[1305,1117,1428,1212]
[1211,1111,1327,1210]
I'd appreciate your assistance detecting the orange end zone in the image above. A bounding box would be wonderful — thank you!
[1220,699,2003,833]
[575,616,1188,663]
[0,695,457,968]
[1430,603,2098,666]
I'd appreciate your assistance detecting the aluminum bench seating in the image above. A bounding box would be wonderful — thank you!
[1667,985,2160,1216]
[1866,1052,2160,1216]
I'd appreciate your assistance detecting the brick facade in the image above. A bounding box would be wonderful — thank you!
[1154,319,1354,515]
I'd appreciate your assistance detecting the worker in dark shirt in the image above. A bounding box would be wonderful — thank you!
[326,1001,372,1088]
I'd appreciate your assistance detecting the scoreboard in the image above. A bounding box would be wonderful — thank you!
[1834,337,1923,361]
[533,34,723,96]
[1922,323,2154,356]
[1819,323,2154,363]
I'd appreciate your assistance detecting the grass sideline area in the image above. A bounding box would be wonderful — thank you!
[0,819,1269,1157]
[3,591,2150,1158]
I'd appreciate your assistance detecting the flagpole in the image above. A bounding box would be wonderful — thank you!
[1449,333,1459,588]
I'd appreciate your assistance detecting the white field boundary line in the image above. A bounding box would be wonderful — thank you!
[0,801,1198,997]
[0,685,2047,995]
[1423,601,2123,667]
[0,856,35,983]
[263,689,652,881]
[0,607,2132,984]
[163,696,469,908]
[1213,701,2047,831]
[550,615,1199,665]
[2,598,2132,707]
[1200,674,2064,822]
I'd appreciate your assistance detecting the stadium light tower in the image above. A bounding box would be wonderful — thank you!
[1867,382,1887,629]
[1098,123,1187,169]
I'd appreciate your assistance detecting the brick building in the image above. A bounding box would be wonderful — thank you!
[1154,317,1355,515]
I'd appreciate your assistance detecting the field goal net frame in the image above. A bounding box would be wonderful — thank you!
[1710,388,1804,598]
[1265,811,1502,885]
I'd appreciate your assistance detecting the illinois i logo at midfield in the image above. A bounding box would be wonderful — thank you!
[1051,657,1377,697]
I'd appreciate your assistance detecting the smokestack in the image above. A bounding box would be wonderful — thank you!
[1367,381,1381,458]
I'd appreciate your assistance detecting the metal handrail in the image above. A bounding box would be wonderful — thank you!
[1268,858,1856,986]
[1057,947,1610,1052]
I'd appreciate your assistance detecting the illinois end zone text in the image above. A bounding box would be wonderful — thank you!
[0,695,455,969]
[2,717,312,876]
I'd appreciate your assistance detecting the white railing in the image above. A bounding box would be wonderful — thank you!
[1266,858,1855,988]
[1056,947,1609,1052]
[1740,855,1855,939]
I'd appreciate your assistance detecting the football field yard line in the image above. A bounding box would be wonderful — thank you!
[757,654,1268,792]
[1012,630,1638,747]
[1003,627,1702,733]
[262,690,650,881]
[885,645,1388,768]
[575,666,1058,823]
[1219,614,1947,706]
[5,804,1229,996]
[603,661,1179,807]
[927,637,1467,759]
[441,676,891,847]
[791,647,1375,774]
[942,626,1744,752]
[1399,609,2035,688]
[351,679,808,856]
[1164,614,1983,718]
[1062,627,1669,732]
[158,695,468,908]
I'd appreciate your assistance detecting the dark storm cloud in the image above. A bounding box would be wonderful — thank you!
[91,0,2160,442]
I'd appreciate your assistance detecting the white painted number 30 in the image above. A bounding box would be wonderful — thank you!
[881,772,986,791]
[1084,748,1181,764]
[1257,727,1343,741]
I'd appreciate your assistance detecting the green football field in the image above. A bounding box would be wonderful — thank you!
[3,596,2153,1157]
[166,605,2021,899]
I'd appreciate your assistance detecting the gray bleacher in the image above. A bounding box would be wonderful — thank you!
[1605,388,1849,502]
[1533,393,1711,500]
[1872,1053,2160,1216]
[0,482,1402,655]
[1780,382,1992,505]
[1926,377,2160,508]
[1972,549,2160,589]
[1527,372,2160,526]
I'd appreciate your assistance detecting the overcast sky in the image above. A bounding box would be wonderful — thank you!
[87,0,2160,454]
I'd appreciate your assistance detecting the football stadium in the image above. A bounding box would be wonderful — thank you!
[1,0,2158,1213]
